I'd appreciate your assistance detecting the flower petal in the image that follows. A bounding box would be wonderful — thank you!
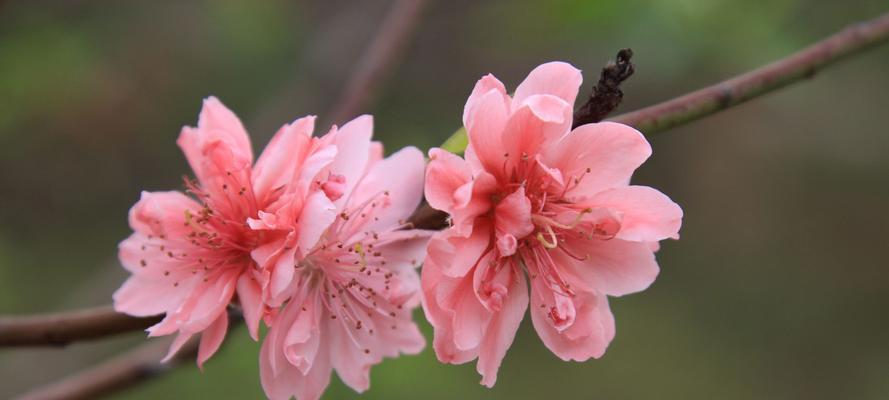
[477,263,528,387]
[425,148,472,214]
[197,311,229,368]
[421,259,479,364]
[502,94,572,165]
[558,238,660,297]
[530,287,614,362]
[251,116,316,203]
[427,222,492,278]
[348,146,426,232]
[512,61,582,109]
[545,122,651,199]
[296,191,337,255]
[177,97,254,186]
[236,272,264,341]
[589,185,683,242]
[260,325,332,400]
[494,187,534,256]
[463,74,510,125]
[326,115,373,206]
[465,89,509,177]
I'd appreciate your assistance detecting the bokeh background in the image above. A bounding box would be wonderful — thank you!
[2,0,889,399]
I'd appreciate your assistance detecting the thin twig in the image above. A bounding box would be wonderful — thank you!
[610,12,889,134]
[0,305,160,347]
[13,336,198,400]
[325,0,429,126]
[14,311,243,400]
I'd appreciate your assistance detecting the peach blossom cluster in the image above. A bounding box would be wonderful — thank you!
[115,62,681,399]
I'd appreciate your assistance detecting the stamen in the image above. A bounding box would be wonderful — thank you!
[536,226,559,249]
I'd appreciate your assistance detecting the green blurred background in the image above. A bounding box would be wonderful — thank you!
[2,0,889,399]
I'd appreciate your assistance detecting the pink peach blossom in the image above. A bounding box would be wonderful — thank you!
[258,117,433,400]
[422,62,683,386]
[114,97,336,366]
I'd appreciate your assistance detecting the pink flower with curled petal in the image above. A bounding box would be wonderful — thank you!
[114,97,335,366]
[422,62,683,386]
[258,116,433,400]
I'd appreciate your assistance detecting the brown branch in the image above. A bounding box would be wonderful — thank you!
[0,305,160,347]
[325,0,429,126]
[572,48,635,128]
[610,11,889,134]
[408,202,448,230]
[13,336,198,400]
[14,311,243,400]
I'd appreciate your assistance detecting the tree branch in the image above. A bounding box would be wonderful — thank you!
[610,12,889,134]
[13,336,198,400]
[14,311,243,400]
[325,0,429,126]
[0,305,160,347]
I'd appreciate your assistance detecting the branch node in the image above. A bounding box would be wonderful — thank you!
[572,48,635,128]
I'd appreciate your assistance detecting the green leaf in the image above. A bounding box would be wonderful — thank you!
[439,127,468,154]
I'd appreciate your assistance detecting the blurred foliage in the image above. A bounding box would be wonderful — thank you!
[1,0,889,399]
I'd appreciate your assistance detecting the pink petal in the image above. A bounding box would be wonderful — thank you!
[177,97,254,185]
[198,97,254,160]
[267,246,297,307]
[126,191,202,239]
[283,293,322,374]
[161,331,194,363]
[421,259,479,364]
[463,74,510,125]
[294,144,338,194]
[502,94,572,165]
[544,122,651,199]
[427,222,492,278]
[530,287,614,362]
[348,146,426,232]
[174,269,238,334]
[197,311,229,368]
[236,273,264,340]
[494,187,534,256]
[370,229,435,280]
[558,237,660,297]
[450,172,498,237]
[260,328,332,400]
[328,317,374,393]
[589,185,683,242]
[425,148,471,214]
[368,141,384,166]
[296,191,337,254]
[113,276,187,317]
[327,115,373,206]
[452,283,491,352]
[477,263,528,387]
[464,89,509,177]
[512,61,582,109]
[251,116,315,202]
